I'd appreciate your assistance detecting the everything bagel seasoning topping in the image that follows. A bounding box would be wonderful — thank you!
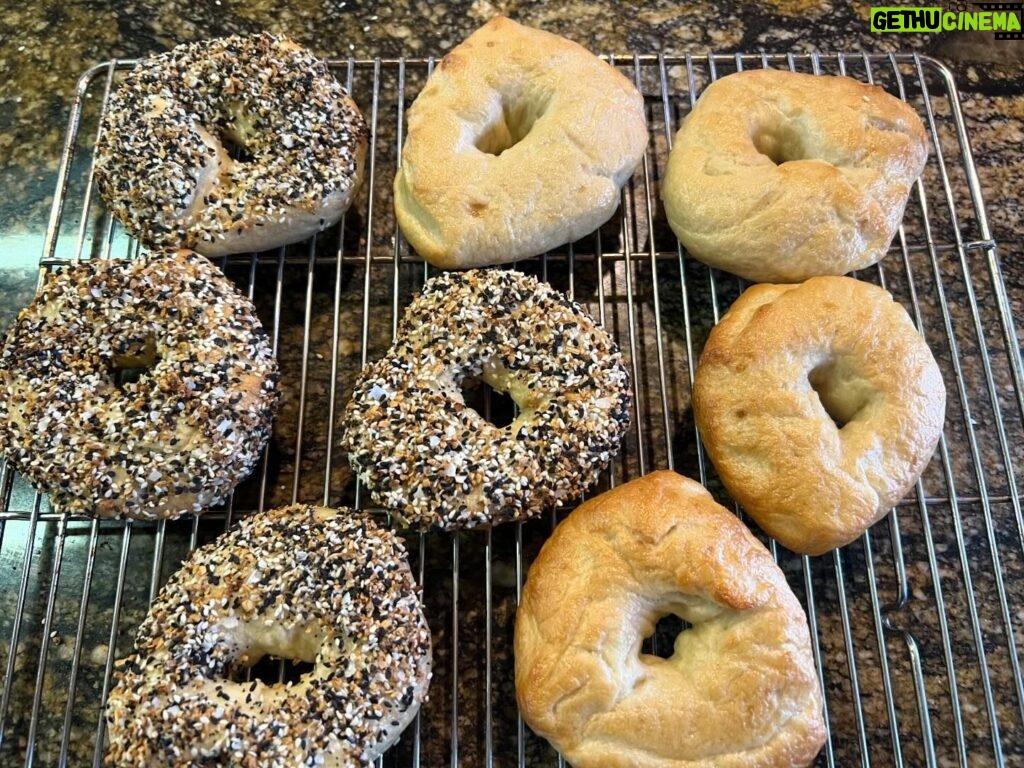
[104,505,432,767]
[0,249,279,520]
[95,33,368,255]
[342,269,632,530]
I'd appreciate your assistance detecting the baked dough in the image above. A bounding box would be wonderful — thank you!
[95,33,368,255]
[0,249,279,520]
[693,276,946,555]
[663,69,928,283]
[105,504,432,767]
[515,470,826,767]
[341,268,631,530]
[394,16,648,268]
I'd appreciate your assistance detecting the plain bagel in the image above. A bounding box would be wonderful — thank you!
[515,470,827,767]
[692,276,946,555]
[393,16,649,268]
[663,69,928,283]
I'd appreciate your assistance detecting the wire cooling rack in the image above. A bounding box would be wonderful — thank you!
[0,51,1022,767]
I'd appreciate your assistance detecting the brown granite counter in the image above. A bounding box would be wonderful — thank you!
[0,3,1020,319]
[0,2,1022,767]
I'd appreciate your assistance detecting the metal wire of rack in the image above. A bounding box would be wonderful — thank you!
[0,51,1021,767]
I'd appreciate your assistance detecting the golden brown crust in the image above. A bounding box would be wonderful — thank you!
[394,16,648,268]
[692,277,946,555]
[514,471,826,767]
[663,69,928,283]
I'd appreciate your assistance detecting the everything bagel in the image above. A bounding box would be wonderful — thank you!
[0,249,279,521]
[341,268,632,530]
[95,33,368,255]
[105,505,433,767]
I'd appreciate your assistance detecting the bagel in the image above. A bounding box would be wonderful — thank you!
[95,32,368,256]
[104,504,433,767]
[662,69,928,283]
[341,268,632,530]
[693,276,946,555]
[515,470,827,767]
[393,16,649,268]
[0,249,279,521]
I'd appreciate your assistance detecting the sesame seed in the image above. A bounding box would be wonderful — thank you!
[0,249,280,520]
[340,269,632,530]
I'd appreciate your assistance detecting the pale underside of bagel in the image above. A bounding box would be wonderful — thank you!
[174,124,368,257]
[515,470,826,768]
[393,15,649,269]
[663,69,929,283]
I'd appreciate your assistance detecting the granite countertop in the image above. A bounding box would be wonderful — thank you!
[0,1,1022,766]
[0,3,1020,309]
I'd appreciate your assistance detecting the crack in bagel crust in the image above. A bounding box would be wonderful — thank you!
[94,32,369,256]
[0,249,280,520]
[662,69,929,283]
[393,16,649,269]
[340,269,632,530]
[514,471,827,767]
[103,505,433,767]
[692,276,946,555]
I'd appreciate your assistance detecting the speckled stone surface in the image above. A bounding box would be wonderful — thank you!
[0,2,1020,322]
[0,2,1022,767]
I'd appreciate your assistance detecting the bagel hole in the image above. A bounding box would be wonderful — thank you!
[461,377,517,428]
[219,106,259,163]
[221,134,256,164]
[229,654,315,686]
[751,125,806,165]
[474,93,549,156]
[809,360,869,429]
[110,333,159,389]
[643,613,690,660]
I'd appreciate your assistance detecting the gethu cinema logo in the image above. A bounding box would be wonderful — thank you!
[871,3,1023,38]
